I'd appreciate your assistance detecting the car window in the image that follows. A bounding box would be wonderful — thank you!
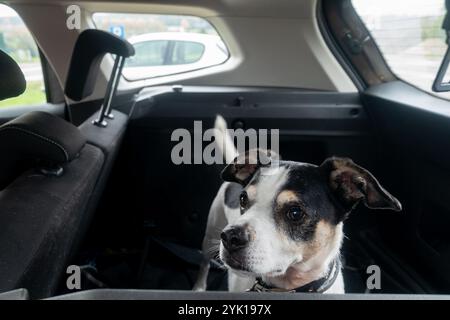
[170,41,205,65]
[92,13,229,81]
[352,0,448,98]
[0,4,46,108]
[126,40,169,67]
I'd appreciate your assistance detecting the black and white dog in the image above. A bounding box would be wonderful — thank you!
[194,116,401,293]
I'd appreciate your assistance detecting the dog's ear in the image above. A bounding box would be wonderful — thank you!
[321,157,402,215]
[221,149,277,185]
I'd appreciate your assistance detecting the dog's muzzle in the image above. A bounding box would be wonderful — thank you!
[221,226,250,253]
[220,226,252,271]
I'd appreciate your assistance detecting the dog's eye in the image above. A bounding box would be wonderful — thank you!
[240,191,249,209]
[286,206,305,221]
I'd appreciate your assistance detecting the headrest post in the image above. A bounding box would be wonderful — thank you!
[92,55,121,127]
[104,55,125,120]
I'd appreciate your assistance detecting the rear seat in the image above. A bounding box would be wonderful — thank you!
[0,49,106,298]
[0,30,134,298]
[0,111,104,298]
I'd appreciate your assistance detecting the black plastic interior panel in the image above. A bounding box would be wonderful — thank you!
[362,81,450,293]
[132,86,368,137]
[364,81,450,170]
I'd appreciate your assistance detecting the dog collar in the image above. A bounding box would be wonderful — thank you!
[248,258,341,293]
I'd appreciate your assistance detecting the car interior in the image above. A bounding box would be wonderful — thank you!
[0,0,449,300]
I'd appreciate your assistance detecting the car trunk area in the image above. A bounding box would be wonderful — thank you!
[52,83,448,297]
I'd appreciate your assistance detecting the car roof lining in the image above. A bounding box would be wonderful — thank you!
[6,0,316,19]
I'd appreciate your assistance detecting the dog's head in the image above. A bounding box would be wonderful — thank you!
[219,150,401,278]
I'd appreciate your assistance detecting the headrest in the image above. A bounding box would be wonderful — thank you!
[0,50,26,101]
[0,111,86,164]
[65,29,135,101]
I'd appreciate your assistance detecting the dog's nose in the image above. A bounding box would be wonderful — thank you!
[221,226,250,252]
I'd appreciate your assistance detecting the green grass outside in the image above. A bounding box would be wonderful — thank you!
[0,81,46,108]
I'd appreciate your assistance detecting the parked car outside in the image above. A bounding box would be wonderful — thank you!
[123,32,229,80]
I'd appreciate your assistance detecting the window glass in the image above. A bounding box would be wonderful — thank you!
[171,41,205,65]
[93,13,229,80]
[0,4,46,108]
[127,40,169,67]
[352,0,448,98]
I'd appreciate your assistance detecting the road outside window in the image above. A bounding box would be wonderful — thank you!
[352,0,449,99]
[93,13,229,81]
[0,4,46,108]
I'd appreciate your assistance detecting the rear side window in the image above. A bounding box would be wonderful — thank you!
[92,13,229,81]
[352,0,447,97]
[0,4,46,108]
